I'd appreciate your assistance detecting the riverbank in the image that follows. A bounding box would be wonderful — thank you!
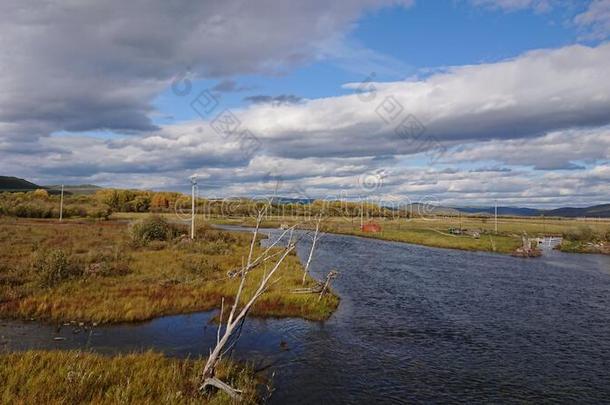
[0,350,257,404]
[559,240,610,255]
[203,215,610,255]
[0,217,338,324]
[209,217,521,254]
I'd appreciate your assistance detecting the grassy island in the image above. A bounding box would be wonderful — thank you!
[0,217,339,324]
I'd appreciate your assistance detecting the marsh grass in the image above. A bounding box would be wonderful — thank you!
[0,218,339,323]
[209,216,522,253]
[206,215,610,254]
[559,225,610,254]
[0,350,257,404]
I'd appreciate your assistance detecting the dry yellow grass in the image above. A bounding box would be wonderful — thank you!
[0,350,258,404]
[0,217,339,323]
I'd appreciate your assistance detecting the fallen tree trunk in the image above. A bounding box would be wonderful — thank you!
[200,209,303,400]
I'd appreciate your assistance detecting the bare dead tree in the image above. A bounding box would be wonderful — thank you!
[200,208,302,399]
[302,214,322,286]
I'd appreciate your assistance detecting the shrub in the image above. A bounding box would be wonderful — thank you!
[563,225,596,242]
[196,224,237,244]
[70,246,132,278]
[32,189,49,199]
[89,206,112,220]
[183,256,221,277]
[0,264,23,287]
[199,239,232,255]
[129,215,183,245]
[32,249,81,287]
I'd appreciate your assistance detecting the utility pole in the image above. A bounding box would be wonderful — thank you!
[59,184,64,222]
[494,199,498,234]
[190,176,197,240]
[360,199,364,229]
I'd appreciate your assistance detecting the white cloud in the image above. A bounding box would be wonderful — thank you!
[1,2,608,207]
[574,0,610,39]
[446,126,610,169]
[237,43,610,160]
[0,0,414,141]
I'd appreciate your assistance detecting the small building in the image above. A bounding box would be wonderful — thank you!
[361,222,382,233]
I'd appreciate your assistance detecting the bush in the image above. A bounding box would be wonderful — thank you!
[183,256,221,277]
[0,191,112,219]
[196,224,237,244]
[129,215,183,245]
[71,247,132,278]
[199,239,231,255]
[563,225,596,242]
[89,206,112,220]
[32,249,81,287]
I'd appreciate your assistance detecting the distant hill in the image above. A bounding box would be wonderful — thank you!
[0,176,42,192]
[407,203,461,216]
[455,206,542,217]
[0,176,102,196]
[45,184,101,195]
[453,204,610,218]
[544,204,610,218]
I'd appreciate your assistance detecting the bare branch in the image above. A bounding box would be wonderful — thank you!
[200,230,299,397]
[318,270,338,302]
[227,223,299,278]
[302,214,322,286]
[201,377,242,400]
[217,297,224,345]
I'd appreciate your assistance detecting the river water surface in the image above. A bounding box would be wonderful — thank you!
[2,229,610,404]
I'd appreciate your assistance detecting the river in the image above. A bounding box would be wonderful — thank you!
[2,228,610,403]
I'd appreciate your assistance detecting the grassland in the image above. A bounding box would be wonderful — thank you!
[0,217,338,324]
[0,350,257,404]
[196,214,610,255]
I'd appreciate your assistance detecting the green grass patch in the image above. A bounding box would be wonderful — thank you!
[204,215,610,255]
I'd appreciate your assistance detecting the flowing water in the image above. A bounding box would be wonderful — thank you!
[2,229,610,404]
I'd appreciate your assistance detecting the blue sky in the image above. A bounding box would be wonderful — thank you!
[1,0,609,207]
[155,0,588,122]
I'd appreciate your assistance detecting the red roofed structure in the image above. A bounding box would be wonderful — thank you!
[361,222,382,233]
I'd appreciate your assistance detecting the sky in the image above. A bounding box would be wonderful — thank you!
[1,0,609,208]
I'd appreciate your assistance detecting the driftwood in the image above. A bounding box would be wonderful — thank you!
[318,270,338,301]
[293,270,338,301]
[201,377,243,400]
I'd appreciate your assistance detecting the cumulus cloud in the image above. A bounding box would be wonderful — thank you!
[1,1,608,207]
[575,0,610,39]
[211,80,254,93]
[0,0,414,142]
[469,0,610,39]
[3,40,609,206]
[226,43,610,160]
[447,127,610,169]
